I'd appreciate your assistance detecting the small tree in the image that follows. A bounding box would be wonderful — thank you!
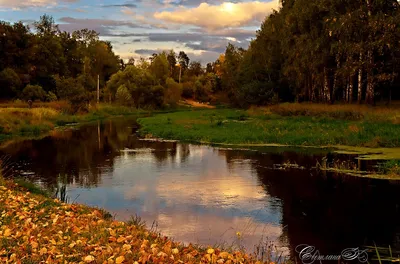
[21,85,46,101]
[115,84,132,106]
[165,78,182,106]
[0,68,21,98]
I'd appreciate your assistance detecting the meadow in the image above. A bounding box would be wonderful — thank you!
[0,102,144,142]
[138,103,400,148]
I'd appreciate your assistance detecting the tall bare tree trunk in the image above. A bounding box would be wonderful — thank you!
[364,0,374,105]
[324,67,330,103]
[332,53,340,103]
[349,74,353,103]
[357,53,363,104]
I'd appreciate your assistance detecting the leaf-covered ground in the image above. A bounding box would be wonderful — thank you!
[0,182,273,264]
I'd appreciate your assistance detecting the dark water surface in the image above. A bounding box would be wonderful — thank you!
[1,118,400,260]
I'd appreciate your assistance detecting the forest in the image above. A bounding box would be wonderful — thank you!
[1,0,400,111]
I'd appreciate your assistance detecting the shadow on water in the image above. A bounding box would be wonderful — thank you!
[1,117,400,260]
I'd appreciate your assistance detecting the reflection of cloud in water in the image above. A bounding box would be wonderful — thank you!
[68,143,285,252]
[115,208,285,253]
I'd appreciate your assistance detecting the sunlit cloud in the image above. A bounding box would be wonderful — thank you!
[154,1,280,30]
[0,0,77,9]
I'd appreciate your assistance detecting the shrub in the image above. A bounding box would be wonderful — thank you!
[47,91,58,102]
[21,85,47,101]
[0,68,21,98]
[182,82,194,98]
[55,77,89,113]
[165,78,182,106]
[115,85,132,106]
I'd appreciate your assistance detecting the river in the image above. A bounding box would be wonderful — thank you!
[1,117,399,261]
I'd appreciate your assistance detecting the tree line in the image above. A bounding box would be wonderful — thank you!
[0,15,122,109]
[214,0,400,107]
[2,1,400,110]
[0,15,219,110]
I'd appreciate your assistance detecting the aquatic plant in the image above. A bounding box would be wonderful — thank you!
[378,160,400,176]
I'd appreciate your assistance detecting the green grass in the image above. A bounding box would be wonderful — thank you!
[378,160,400,175]
[0,103,145,142]
[13,178,50,197]
[138,108,400,147]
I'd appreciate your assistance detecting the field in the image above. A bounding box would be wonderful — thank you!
[138,103,400,148]
[0,103,144,142]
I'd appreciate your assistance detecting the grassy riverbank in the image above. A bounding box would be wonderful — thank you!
[0,104,144,142]
[138,104,400,148]
[0,178,282,263]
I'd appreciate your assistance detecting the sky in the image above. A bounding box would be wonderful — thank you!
[0,0,280,63]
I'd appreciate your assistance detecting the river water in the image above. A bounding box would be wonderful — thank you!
[1,118,400,260]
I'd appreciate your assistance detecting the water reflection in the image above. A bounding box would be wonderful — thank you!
[1,118,400,260]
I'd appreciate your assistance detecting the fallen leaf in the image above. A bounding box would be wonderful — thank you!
[115,256,125,263]
[207,248,215,254]
[84,255,95,262]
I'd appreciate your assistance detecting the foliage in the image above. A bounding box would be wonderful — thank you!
[378,160,400,175]
[115,84,132,106]
[46,91,58,102]
[164,78,182,107]
[0,68,21,98]
[21,85,47,101]
[0,15,120,101]
[213,0,400,106]
[55,77,89,113]
[0,183,285,263]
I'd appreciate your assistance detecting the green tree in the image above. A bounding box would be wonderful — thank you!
[22,85,46,101]
[0,68,21,98]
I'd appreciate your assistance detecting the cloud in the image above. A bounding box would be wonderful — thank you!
[101,1,139,8]
[154,1,280,29]
[58,17,143,35]
[134,48,220,64]
[0,0,77,8]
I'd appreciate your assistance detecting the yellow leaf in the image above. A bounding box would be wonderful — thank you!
[3,228,11,237]
[39,247,47,255]
[157,251,168,257]
[172,248,179,254]
[31,241,39,249]
[84,255,95,262]
[207,248,215,254]
[109,229,116,236]
[115,256,125,264]
[122,244,131,251]
[150,243,158,249]
[69,242,76,248]
[219,252,229,259]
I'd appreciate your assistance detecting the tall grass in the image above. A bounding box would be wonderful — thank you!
[378,160,400,175]
[267,103,400,123]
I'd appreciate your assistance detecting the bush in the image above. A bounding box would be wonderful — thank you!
[47,91,58,102]
[55,77,89,113]
[21,85,47,101]
[0,68,21,98]
[165,78,182,106]
[115,85,132,106]
[194,79,211,102]
[182,82,194,98]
